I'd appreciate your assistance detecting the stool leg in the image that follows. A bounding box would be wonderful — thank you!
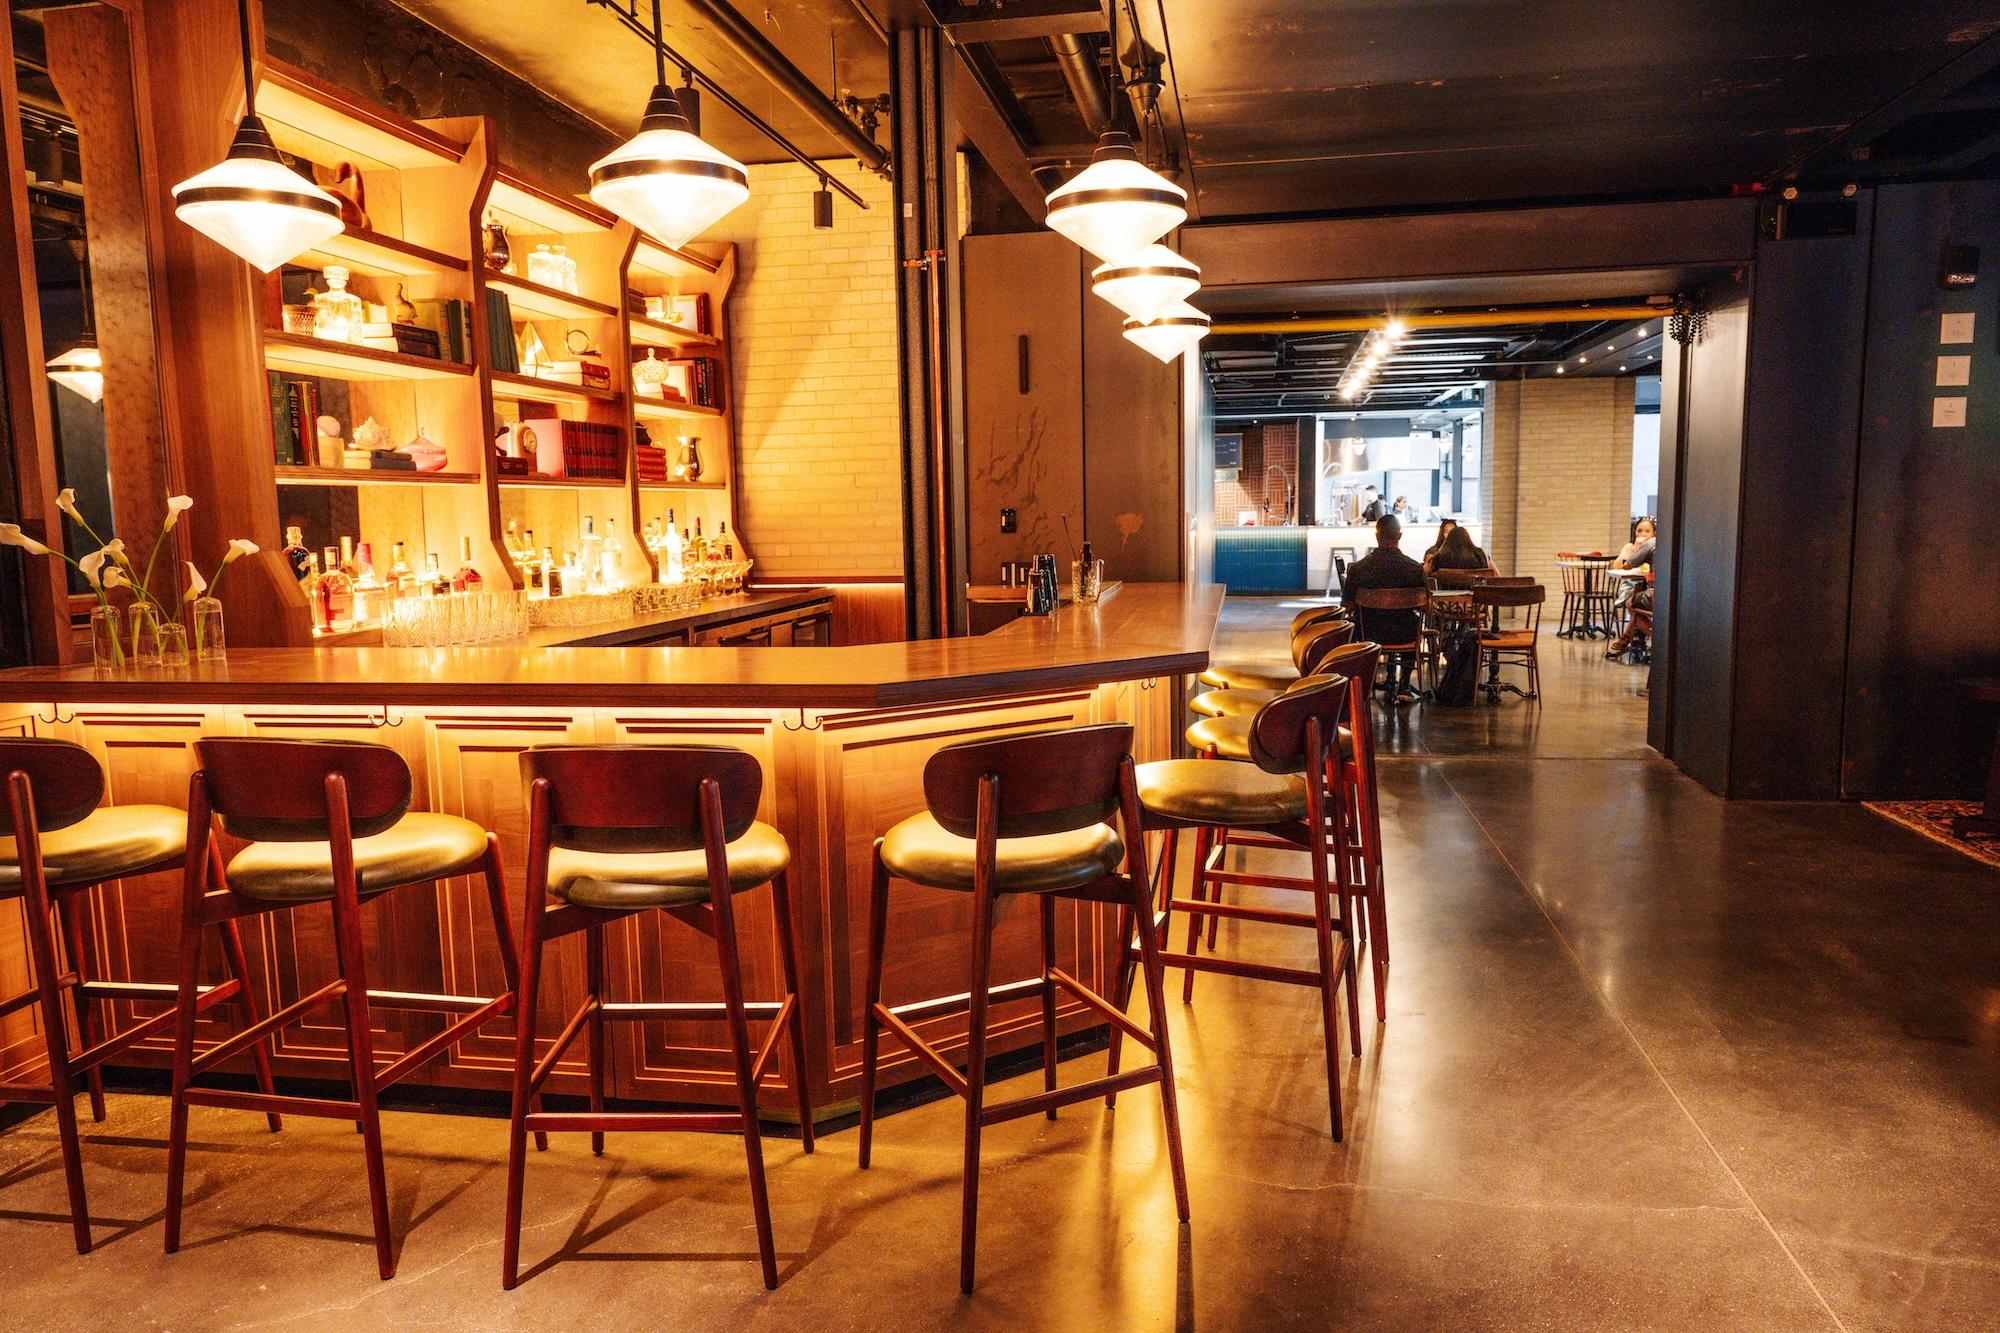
[214,915,283,1133]
[502,900,545,1290]
[52,892,105,1125]
[23,874,91,1254]
[1307,803,1347,1141]
[1130,867,1190,1224]
[328,887,394,1279]
[711,882,779,1290]
[768,869,814,1154]
[857,850,890,1170]
[1038,893,1058,1121]
[163,884,205,1256]
[585,923,608,1158]
[1180,824,1213,1004]
[1204,829,1225,951]
[1108,825,1175,1107]
[476,838,545,1153]
[959,879,997,1294]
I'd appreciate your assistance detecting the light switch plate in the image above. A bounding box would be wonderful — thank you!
[1940,312,1975,344]
[1937,354,1972,387]
[1932,396,1968,428]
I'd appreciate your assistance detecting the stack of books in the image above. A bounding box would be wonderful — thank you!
[557,420,626,479]
[409,298,473,363]
[267,373,320,466]
[486,290,520,373]
[666,355,724,409]
[635,440,669,484]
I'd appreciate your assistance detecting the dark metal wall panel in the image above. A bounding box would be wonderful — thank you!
[1081,286,1184,581]
[1664,274,1751,794]
[1726,208,1872,799]
[1841,180,2000,798]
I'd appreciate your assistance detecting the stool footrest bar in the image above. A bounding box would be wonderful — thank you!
[601,1000,784,1020]
[191,978,343,1075]
[1167,897,1319,928]
[529,996,599,1096]
[983,1066,1161,1126]
[183,1087,358,1120]
[872,1005,969,1097]
[363,989,505,1015]
[1047,968,1154,1049]
[1155,950,1332,988]
[749,995,795,1088]
[889,976,1043,1025]
[377,993,514,1089]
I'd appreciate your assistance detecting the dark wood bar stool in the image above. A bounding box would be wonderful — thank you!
[1349,586,1430,697]
[1121,659,1378,1140]
[504,744,812,1291]
[167,738,520,1279]
[1190,616,1356,715]
[0,738,277,1253]
[857,723,1189,1294]
[1199,605,1351,688]
[1181,644,1391,1024]
[1473,583,1547,701]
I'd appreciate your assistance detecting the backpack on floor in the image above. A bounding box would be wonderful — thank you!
[1435,629,1479,706]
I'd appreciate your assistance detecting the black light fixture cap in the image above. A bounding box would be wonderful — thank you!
[639,84,695,134]
[1091,131,1141,164]
[226,113,286,164]
[813,186,834,229]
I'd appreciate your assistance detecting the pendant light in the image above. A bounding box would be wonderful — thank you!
[1042,0,1185,263]
[1122,301,1210,363]
[588,0,748,249]
[1091,243,1199,322]
[46,237,104,403]
[170,0,342,273]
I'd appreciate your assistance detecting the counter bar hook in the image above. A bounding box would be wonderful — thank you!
[366,703,404,729]
[781,709,823,732]
[35,704,75,726]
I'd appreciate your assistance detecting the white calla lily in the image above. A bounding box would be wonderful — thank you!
[54,489,81,521]
[162,495,194,531]
[0,523,52,556]
[102,567,128,590]
[184,562,208,601]
[79,549,106,588]
[223,538,259,564]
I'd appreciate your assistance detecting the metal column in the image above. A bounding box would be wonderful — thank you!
[892,24,968,638]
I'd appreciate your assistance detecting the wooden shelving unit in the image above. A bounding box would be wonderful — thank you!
[226,59,743,635]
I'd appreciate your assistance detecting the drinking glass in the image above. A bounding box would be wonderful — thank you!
[128,603,161,666]
[89,604,122,674]
[1072,558,1105,606]
[157,623,189,668]
[192,596,226,661]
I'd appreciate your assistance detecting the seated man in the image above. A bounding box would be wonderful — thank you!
[1344,514,1428,703]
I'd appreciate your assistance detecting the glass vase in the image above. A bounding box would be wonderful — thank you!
[156,623,189,669]
[192,596,226,662]
[88,604,122,674]
[128,602,161,667]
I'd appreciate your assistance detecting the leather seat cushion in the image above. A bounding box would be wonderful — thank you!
[1135,760,1308,827]
[0,804,186,892]
[1186,715,1353,764]
[225,812,489,903]
[549,820,790,910]
[1199,665,1300,691]
[1481,630,1537,649]
[880,811,1124,894]
[1190,686,1280,718]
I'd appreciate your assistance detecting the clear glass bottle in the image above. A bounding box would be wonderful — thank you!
[312,264,365,344]
[718,521,735,561]
[389,541,414,596]
[542,546,563,597]
[527,243,561,289]
[456,536,484,593]
[426,552,450,597]
[282,524,311,580]
[662,508,684,583]
[577,516,602,593]
[600,517,627,590]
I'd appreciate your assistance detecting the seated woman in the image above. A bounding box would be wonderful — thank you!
[1426,522,1491,577]
[1422,518,1459,570]
[1605,517,1656,657]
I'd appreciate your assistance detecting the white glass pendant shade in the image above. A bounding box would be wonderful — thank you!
[589,86,748,249]
[172,115,343,273]
[1122,301,1210,363]
[1091,243,1200,322]
[45,341,104,403]
[1045,132,1187,264]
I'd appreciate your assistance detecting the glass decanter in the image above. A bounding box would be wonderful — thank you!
[312,264,365,344]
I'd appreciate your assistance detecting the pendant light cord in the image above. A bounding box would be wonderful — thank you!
[237,0,256,115]
[1102,0,1117,118]
[651,0,667,89]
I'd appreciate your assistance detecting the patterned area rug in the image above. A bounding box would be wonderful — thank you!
[1864,801,2000,871]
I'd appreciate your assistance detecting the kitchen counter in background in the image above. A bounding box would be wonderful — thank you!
[1213,523,1478,594]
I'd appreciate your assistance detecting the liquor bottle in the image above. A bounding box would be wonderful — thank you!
[352,542,382,624]
[662,508,684,582]
[389,541,414,596]
[690,516,708,565]
[718,521,735,561]
[505,520,523,563]
[317,546,354,627]
[425,552,450,597]
[599,517,627,590]
[577,516,601,593]
[542,546,563,597]
[338,534,357,577]
[456,536,484,592]
[282,525,311,581]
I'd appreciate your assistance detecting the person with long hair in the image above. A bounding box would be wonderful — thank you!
[1428,522,1490,574]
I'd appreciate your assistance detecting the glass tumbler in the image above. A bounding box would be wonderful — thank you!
[1072,558,1105,606]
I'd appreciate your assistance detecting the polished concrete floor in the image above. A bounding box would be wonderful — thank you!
[4,596,1998,1330]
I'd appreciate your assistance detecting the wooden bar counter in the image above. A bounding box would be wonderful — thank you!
[0,583,1218,1119]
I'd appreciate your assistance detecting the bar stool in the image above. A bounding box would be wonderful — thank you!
[1190,617,1356,715]
[0,738,277,1253]
[504,744,812,1291]
[1121,663,1374,1139]
[1198,605,1348,688]
[858,723,1188,1293]
[1181,643,1390,1025]
[1474,583,1547,701]
[167,738,521,1279]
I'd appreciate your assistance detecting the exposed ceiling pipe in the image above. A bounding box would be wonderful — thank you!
[1049,32,1114,135]
[1211,304,1668,335]
[676,0,891,177]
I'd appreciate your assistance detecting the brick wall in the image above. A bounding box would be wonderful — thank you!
[1213,421,1298,526]
[1483,377,1639,591]
[706,163,903,578]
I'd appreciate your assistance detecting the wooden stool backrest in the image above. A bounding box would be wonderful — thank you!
[1475,575,1536,588]
[1291,618,1356,674]
[1350,586,1428,612]
[1472,583,1546,608]
[0,738,103,836]
[1251,644,1380,774]
[520,744,762,853]
[1430,567,1495,591]
[1288,604,1348,636]
[924,722,1132,840]
[195,738,411,842]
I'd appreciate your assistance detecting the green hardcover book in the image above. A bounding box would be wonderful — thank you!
[268,371,298,466]
[486,291,519,373]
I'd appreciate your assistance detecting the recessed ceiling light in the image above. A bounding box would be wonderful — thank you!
[1555,366,1565,374]
[1579,355,1588,363]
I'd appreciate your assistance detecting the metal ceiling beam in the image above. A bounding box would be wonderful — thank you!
[1771,25,2000,183]
[933,0,1105,43]
[1211,305,1665,335]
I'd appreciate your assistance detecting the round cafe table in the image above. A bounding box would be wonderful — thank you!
[1956,677,2000,839]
